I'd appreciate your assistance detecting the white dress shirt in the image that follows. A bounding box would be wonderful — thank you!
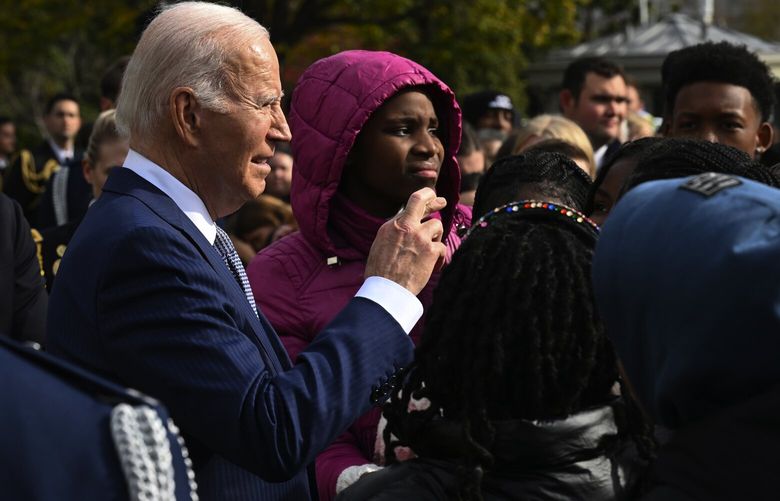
[123,148,423,334]
[48,139,74,165]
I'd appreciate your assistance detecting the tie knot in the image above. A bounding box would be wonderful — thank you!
[213,226,233,256]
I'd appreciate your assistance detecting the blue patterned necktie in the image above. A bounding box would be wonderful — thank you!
[213,226,258,317]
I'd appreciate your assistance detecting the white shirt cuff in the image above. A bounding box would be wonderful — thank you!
[355,276,423,334]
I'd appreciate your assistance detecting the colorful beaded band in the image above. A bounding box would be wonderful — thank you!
[464,200,600,239]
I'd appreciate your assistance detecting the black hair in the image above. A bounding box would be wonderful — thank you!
[760,142,780,168]
[472,151,592,219]
[0,116,12,127]
[524,138,591,165]
[382,211,655,500]
[458,122,481,157]
[100,56,131,102]
[662,42,776,122]
[623,138,780,195]
[562,57,625,100]
[460,172,482,193]
[585,137,664,215]
[45,93,79,115]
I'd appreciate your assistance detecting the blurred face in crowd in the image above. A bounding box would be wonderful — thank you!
[458,149,485,175]
[45,99,81,144]
[265,150,293,199]
[342,90,444,217]
[589,157,638,226]
[0,122,16,156]
[667,82,773,159]
[477,108,513,134]
[191,38,291,218]
[561,72,627,149]
[83,138,129,199]
[626,85,643,113]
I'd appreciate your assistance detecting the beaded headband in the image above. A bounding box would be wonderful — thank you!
[464,200,600,240]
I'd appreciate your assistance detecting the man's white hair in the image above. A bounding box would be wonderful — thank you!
[115,1,269,142]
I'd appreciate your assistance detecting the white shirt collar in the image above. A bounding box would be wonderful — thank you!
[123,148,217,244]
[48,138,74,164]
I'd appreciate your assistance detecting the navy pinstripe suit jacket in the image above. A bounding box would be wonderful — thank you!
[48,168,414,500]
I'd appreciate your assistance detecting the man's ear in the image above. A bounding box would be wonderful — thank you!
[170,87,202,147]
[757,122,774,154]
[559,89,575,116]
[82,158,93,184]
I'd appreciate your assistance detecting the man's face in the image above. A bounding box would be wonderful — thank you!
[45,99,81,143]
[196,38,291,217]
[667,82,773,159]
[562,72,627,149]
[476,109,513,134]
[626,85,643,113]
[0,123,16,155]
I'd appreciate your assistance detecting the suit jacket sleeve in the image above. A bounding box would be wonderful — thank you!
[95,225,413,482]
[0,194,47,344]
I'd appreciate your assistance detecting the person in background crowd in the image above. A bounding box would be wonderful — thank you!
[341,199,651,501]
[47,3,447,499]
[461,90,516,135]
[228,194,296,264]
[472,150,592,219]
[457,123,485,175]
[3,93,83,222]
[40,57,130,229]
[660,41,774,160]
[462,90,518,168]
[625,75,645,114]
[560,57,628,168]
[247,49,470,500]
[264,141,294,201]
[458,172,482,207]
[625,112,655,142]
[0,193,47,345]
[38,110,128,292]
[0,117,16,174]
[509,114,595,177]
[593,173,780,500]
[586,137,663,226]
[524,138,594,179]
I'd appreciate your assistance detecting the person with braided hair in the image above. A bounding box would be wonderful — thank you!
[339,201,652,501]
[472,150,593,220]
[586,137,663,226]
[621,138,780,196]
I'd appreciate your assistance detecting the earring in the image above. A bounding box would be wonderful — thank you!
[757,146,766,155]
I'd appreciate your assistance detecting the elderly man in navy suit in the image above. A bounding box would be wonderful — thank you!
[47,2,447,500]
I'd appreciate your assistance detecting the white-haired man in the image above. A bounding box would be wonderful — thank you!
[47,2,446,499]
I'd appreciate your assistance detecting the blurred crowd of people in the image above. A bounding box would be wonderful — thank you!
[2,2,780,498]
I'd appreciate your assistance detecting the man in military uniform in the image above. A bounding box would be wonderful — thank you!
[3,93,83,222]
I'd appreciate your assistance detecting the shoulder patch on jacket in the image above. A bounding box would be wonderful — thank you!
[680,172,742,197]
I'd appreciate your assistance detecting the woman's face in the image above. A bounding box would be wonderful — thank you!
[341,90,445,217]
[590,157,638,226]
[83,138,129,199]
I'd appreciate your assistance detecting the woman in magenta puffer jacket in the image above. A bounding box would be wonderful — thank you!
[246,50,470,500]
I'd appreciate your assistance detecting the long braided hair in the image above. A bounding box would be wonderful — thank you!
[382,207,655,500]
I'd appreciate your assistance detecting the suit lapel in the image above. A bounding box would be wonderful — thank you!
[102,169,289,372]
